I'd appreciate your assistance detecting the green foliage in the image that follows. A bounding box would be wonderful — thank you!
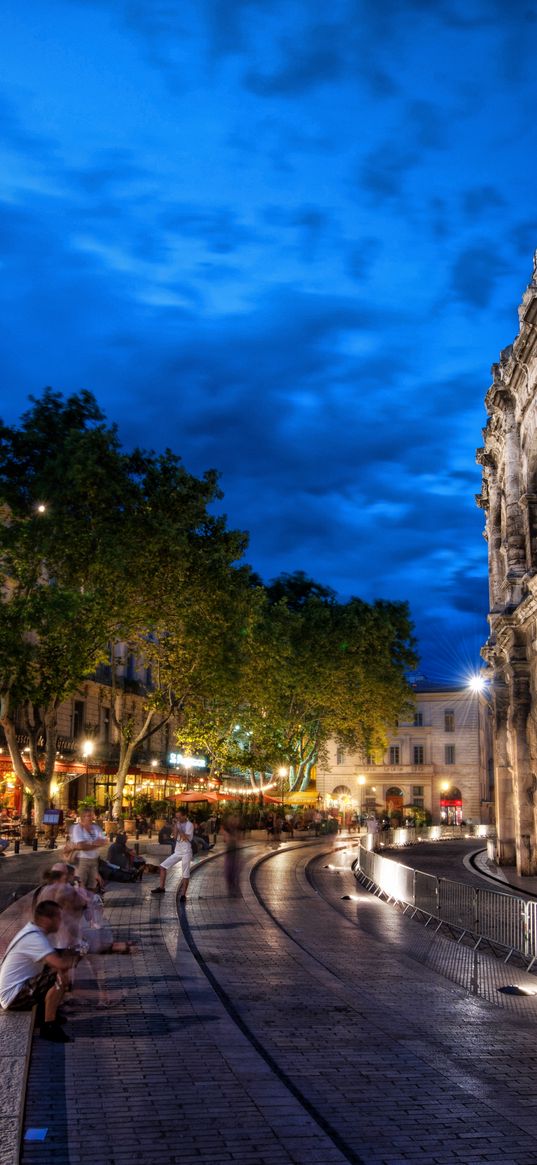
[77,795,97,811]
[0,389,249,820]
[0,392,418,821]
[180,570,417,791]
[151,799,175,819]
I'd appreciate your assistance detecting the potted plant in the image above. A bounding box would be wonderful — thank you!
[152,799,174,830]
[123,794,136,835]
[20,792,35,845]
[77,795,97,813]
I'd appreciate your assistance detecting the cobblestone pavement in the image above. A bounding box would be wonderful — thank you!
[16,837,537,1165]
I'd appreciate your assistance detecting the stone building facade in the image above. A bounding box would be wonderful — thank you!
[477,253,537,874]
[317,683,488,825]
[0,651,200,814]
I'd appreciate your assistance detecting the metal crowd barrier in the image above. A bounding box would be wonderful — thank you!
[354,838,537,968]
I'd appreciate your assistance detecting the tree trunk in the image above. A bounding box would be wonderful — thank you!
[33,785,49,829]
[111,746,136,821]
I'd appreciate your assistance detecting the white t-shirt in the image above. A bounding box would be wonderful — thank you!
[70,821,105,861]
[0,923,55,1008]
[175,820,194,846]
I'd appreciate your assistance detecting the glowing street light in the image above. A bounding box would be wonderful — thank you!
[82,739,94,764]
[82,739,94,796]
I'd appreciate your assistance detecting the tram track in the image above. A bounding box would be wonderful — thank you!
[179,840,366,1165]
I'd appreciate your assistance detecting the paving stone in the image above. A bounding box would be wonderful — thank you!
[12,836,537,1165]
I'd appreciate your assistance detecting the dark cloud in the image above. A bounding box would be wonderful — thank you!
[74,149,149,194]
[244,23,346,96]
[159,206,255,254]
[3,0,537,677]
[450,242,507,308]
[359,143,420,202]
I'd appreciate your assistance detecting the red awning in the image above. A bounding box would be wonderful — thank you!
[174,790,235,803]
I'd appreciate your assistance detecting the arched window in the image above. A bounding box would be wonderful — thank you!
[385,786,404,821]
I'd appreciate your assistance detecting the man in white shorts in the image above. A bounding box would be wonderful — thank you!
[151,810,193,900]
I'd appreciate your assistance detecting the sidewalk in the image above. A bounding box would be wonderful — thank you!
[6,832,537,1165]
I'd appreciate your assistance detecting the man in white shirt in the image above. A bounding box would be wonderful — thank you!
[70,807,106,890]
[151,810,194,900]
[0,899,78,1043]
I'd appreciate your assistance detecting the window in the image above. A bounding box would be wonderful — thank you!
[101,707,110,745]
[413,746,424,765]
[414,711,423,727]
[444,710,455,732]
[336,747,345,765]
[389,746,400,765]
[72,700,85,740]
[445,745,455,764]
[412,786,424,797]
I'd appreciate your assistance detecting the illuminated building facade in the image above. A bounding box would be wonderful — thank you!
[0,647,209,814]
[317,683,490,826]
[477,252,537,874]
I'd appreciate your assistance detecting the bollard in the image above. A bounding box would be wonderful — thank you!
[135,831,140,840]
[14,840,20,854]
[135,842,140,855]
[32,837,38,851]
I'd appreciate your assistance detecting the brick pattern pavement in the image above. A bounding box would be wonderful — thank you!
[21,846,351,1165]
[18,836,537,1165]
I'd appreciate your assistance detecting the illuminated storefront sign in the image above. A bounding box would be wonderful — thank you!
[168,753,206,769]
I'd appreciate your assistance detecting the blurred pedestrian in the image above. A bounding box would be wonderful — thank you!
[223,814,241,896]
[70,807,107,891]
[0,900,78,1042]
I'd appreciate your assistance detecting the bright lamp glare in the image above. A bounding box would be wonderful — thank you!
[468,675,486,693]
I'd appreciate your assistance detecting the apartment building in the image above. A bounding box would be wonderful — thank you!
[317,682,492,825]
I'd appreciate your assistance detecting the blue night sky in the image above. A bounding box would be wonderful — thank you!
[1,0,537,680]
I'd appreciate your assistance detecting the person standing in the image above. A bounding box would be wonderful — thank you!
[70,807,106,891]
[151,810,194,900]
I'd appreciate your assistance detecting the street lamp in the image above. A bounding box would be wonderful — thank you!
[278,767,288,812]
[357,775,366,829]
[82,739,94,798]
[467,671,494,822]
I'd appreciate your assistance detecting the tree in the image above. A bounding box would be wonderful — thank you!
[0,390,249,822]
[180,571,418,796]
[106,456,249,817]
[257,573,417,792]
[0,389,131,822]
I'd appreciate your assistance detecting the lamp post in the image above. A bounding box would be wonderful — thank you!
[278,766,287,813]
[357,775,366,831]
[468,671,494,825]
[82,739,94,799]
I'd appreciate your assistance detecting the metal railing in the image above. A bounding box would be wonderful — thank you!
[354,838,537,969]
[363,823,494,849]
